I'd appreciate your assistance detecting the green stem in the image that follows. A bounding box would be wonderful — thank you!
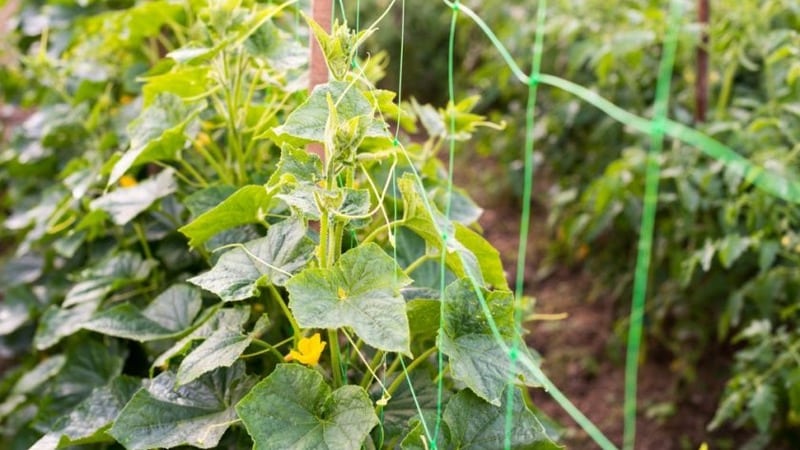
[359,350,386,389]
[362,220,405,245]
[268,284,300,343]
[328,329,344,387]
[403,254,433,276]
[133,222,153,260]
[250,337,288,361]
[385,346,437,398]
[715,63,736,119]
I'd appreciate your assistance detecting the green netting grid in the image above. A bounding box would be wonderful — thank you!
[328,0,800,448]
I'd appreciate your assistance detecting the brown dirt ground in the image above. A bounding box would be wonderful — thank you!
[456,152,747,450]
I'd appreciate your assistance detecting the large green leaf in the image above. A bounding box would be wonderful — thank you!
[30,376,141,450]
[108,94,202,186]
[110,363,254,450]
[0,285,39,336]
[141,66,211,106]
[189,219,315,301]
[151,306,251,371]
[34,301,100,350]
[63,252,157,307]
[273,81,389,144]
[287,243,412,354]
[11,355,66,395]
[82,284,202,341]
[37,340,127,429]
[440,279,539,405]
[402,388,559,450]
[267,145,324,186]
[236,364,378,450]
[176,315,269,386]
[179,185,274,249]
[90,169,177,225]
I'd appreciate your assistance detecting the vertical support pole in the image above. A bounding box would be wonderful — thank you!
[695,0,709,123]
[308,0,332,161]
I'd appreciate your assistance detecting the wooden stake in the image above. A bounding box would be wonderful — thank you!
[308,0,332,161]
[695,0,709,123]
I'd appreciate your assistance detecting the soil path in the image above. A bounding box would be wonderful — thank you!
[456,152,736,450]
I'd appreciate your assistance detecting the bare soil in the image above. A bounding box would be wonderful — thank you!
[456,153,745,450]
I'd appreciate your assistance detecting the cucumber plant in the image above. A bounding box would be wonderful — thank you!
[0,1,558,449]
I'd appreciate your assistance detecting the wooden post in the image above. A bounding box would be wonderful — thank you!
[308,0,332,161]
[695,0,709,123]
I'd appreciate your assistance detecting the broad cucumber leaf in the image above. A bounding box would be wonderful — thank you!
[176,315,269,386]
[0,285,39,336]
[11,355,67,395]
[236,364,378,450]
[267,145,323,186]
[63,252,157,307]
[37,340,127,428]
[141,67,211,106]
[286,243,412,354]
[90,168,178,225]
[401,388,558,450]
[34,300,100,350]
[440,279,539,405]
[273,81,389,144]
[110,363,254,450]
[108,94,203,186]
[183,185,237,217]
[151,306,251,372]
[83,284,202,342]
[30,376,140,449]
[189,219,315,301]
[179,184,273,249]
[382,372,445,439]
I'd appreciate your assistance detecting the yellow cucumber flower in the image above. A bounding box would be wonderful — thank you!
[119,175,138,187]
[285,333,326,366]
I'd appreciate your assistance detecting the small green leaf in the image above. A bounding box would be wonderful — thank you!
[287,243,412,354]
[83,284,202,341]
[267,145,324,186]
[273,81,389,144]
[399,174,506,288]
[110,363,254,450]
[175,315,268,385]
[440,279,539,405]
[108,94,202,186]
[151,306,252,372]
[717,234,750,269]
[748,384,776,433]
[236,364,378,450]
[141,67,211,106]
[189,219,315,301]
[179,185,273,249]
[63,252,157,307]
[90,169,177,225]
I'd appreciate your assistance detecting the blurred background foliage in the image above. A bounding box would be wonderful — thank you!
[352,0,800,446]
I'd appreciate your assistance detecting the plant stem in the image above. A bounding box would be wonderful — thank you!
[385,346,437,397]
[268,284,301,343]
[328,329,344,387]
[359,350,386,389]
[250,337,289,361]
